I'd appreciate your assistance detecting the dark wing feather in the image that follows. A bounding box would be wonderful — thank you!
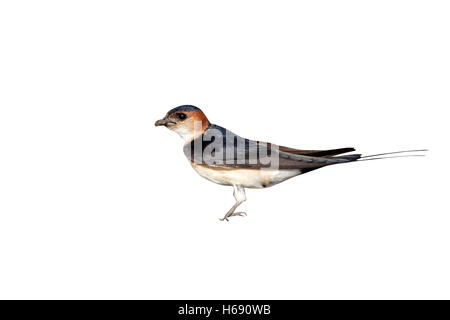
[184,124,356,170]
[278,146,355,157]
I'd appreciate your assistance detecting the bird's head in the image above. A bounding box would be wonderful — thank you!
[155,105,210,142]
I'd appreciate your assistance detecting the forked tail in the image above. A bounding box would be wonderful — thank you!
[357,149,428,161]
[333,149,427,162]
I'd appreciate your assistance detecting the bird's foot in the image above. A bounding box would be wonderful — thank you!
[231,211,247,217]
[219,212,247,222]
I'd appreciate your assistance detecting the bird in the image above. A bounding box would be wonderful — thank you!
[155,105,426,221]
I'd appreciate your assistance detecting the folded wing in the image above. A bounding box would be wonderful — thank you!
[184,124,360,171]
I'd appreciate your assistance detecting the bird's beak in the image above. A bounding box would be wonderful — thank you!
[155,117,175,127]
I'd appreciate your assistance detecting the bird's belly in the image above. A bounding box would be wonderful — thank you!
[190,162,301,188]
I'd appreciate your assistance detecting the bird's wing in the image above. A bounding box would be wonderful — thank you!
[184,124,357,170]
[278,146,355,157]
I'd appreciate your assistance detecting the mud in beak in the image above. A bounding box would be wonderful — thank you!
[155,118,176,127]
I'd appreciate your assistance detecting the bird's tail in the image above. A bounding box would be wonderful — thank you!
[357,149,428,161]
[334,149,428,162]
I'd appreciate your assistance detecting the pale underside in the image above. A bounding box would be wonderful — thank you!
[190,161,301,189]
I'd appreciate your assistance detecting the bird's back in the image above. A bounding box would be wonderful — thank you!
[183,124,360,171]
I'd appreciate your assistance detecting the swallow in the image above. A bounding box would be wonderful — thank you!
[155,105,426,221]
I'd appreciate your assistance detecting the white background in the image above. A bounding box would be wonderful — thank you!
[0,1,449,299]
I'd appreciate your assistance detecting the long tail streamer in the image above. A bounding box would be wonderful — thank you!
[356,149,427,161]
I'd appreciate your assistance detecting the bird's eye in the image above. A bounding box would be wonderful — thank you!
[177,113,187,120]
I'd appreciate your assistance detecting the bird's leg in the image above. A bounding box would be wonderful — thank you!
[220,185,247,221]
[220,202,242,221]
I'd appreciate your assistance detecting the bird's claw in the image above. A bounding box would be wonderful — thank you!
[232,212,247,217]
[219,212,247,221]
